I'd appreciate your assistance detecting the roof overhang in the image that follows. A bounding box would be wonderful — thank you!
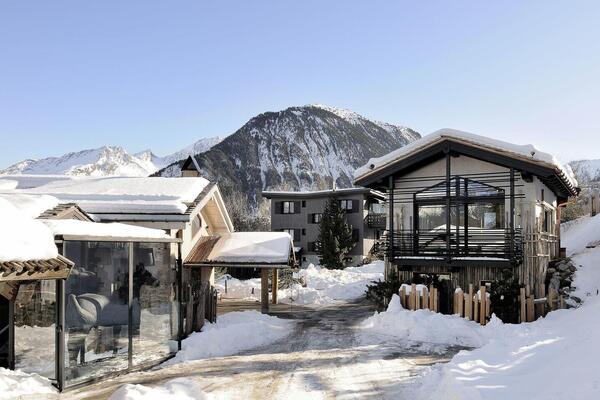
[0,255,75,282]
[55,234,181,243]
[262,188,386,201]
[355,138,578,200]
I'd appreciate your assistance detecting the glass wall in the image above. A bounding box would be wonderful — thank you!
[62,240,178,387]
[64,241,130,385]
[131,242,178,366]
[13,280,56,379]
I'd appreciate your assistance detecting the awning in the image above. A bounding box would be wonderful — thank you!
[185,232,295,268]
[0,255,74,282]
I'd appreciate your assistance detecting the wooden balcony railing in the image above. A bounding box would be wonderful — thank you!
[384,228,524,264]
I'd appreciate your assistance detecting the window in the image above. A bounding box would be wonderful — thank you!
[310,213,323,224]
[282,201,295,214]
[543,208,554,233]
[283,229,295,241]
[302,201,306,207]
[340,199,353,211]
[302,228,306,236]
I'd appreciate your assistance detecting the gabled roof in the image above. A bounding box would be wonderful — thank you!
[355,129,579,200]
[182,155,201,172]
[38,202,93,221]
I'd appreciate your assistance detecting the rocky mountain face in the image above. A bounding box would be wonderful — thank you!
[0,137,222,177]
[156,104,421,205]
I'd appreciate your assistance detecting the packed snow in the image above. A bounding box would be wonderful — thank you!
[206,232,293,264]
[216,261,384,305]
[166,310,293,364]
[355,128,578,188]
[108,378,210,400]
[0,197,58,262]
[0,193,59,218]
[0,368,56,400]
[18,176,211,215]
[42,219,172,240]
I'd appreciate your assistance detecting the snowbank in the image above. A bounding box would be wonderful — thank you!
[400,217,600,400]
[359,295,488,350]
[0,368,56,400]
[0,198,58,262]
[215,261,384,306]
[109,378,209,400]
[165,310,293,364]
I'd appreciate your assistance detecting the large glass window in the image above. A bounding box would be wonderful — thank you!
[132,242,178,366]
[467,203,504,229]
[14,280,56,379]
[64,241,130,386]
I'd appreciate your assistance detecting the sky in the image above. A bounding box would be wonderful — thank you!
[1,1,599,167]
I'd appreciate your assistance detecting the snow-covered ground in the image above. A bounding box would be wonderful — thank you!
[355,213,600,400]
[0,368,57,400]
[165,310,294,364]
[215,261,384,306]
[108,378,210,400]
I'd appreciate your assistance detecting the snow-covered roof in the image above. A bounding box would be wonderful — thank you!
[42,219,176,242]
[186,232,294,266]
[355,128,578,190]
[262,187,385,199]
[0,198,58,262]
[0,193,60,218]
[15,176,211,216]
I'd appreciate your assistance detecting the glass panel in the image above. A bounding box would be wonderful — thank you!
[14,280,56,379]
[64,241,130,386]
[418,205,447,231]
[467,203,505,229]
[132,243,178,366]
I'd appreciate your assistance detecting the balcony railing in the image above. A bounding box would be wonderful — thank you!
[385,228,524,264]
[366,213,386,229]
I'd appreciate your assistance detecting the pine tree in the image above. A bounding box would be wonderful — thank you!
[317,196,356,269]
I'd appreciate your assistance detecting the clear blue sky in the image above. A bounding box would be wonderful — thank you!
[1,1,599,167]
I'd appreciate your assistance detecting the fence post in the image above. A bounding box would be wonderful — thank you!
[520,287,526,322]
[410,283,417,311]
[400,286,406,308]
[527,294,535,322]
[537,283,546,317]
[479,286,487,325]
[423,287,429,310]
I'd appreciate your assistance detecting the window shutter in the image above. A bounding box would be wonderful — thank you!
[294,201,301,214]
[294,229,301,241]
[351,199,359,213]
[308,213,313,224]
[275,202,282,214]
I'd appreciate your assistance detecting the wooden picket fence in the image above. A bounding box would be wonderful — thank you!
[453,285,491,325]
[398,284,439,312]
[520,284,566,322]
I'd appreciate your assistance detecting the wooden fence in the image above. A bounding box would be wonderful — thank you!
[398,284,439,313]
[453,285,491,325]
[520,284,566,322]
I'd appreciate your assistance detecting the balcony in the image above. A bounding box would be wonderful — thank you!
[385,228,524,266]
[366,213,386,229]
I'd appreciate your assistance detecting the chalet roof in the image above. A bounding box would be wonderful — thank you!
[185,232,295,268]
[42,219,178,243]
[0,255,74,282]
[262,187,385,200]
[355,129,579,200]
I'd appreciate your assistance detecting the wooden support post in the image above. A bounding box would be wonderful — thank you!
[433,288,438,312]
[423,287,429,310]
[560,295,565,309]
[261,268,269,314]
[473,295,479,324]
[467,284,474,320]
[537,283,545,317]
[527,295,535,322]
[410,283,417,310]
[429,285,434,310]
[520,287,527,323]
[479,286,487,325]
[457,290,464,317]
[272,268,278,304]
[400,286,406,308]
[415,286,421,309]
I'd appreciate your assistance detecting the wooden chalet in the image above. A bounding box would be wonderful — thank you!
[355,129,579,313]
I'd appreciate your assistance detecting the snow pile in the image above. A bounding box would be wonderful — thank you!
[0,197,58,262]
[42,219,172,240]
[109,378,210,400]
[0,179,18,190]
[0,368,56,400]
[399,217,600,400]
[0,193,59,218]
[355,128,577,188]
[359,295,489,349]
[216,261,384,306]
[166,310,293,364]
[561,213,600,256]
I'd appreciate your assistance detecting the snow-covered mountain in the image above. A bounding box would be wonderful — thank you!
[0,137,222,177]
[156,104,421,204]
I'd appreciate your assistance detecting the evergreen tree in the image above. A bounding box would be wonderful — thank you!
[317,195,356,269]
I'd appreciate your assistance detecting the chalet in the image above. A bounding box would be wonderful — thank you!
[354,129,579,313]
[262,188,386,268]
[1,174,293,391]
